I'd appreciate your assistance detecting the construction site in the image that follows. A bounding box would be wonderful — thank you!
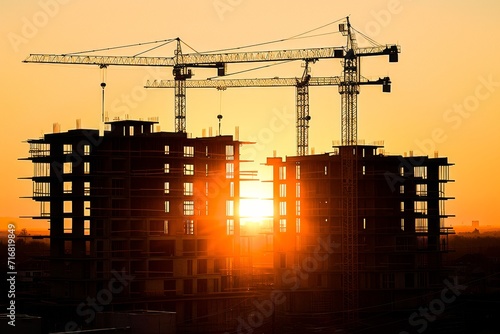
[16,17,459,333]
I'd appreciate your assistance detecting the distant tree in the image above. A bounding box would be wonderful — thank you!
[16,227,29,247]
[14,228,49,261]
[19,228,30,236]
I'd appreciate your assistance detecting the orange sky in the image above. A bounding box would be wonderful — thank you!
[1,0,499,232]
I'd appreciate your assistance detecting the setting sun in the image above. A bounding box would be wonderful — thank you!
[239,198,273,224]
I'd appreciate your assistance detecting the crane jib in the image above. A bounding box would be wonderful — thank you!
[24,44,399,67]
[23,47,351,67]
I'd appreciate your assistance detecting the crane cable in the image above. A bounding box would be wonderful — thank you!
[133,39,177,57]
[100,65,107,122]
[287,16,345,40]
[62,17,348,59]
[65,38,177,55]
[182,16,346,55]
[63,17,351,58]
[351,26,383,47]
[180,16,346,78]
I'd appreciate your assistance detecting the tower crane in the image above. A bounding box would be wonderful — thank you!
[24,39,345,133]
[23,18,400,325]
[335,17,400,323]
[23,25,399,136]
[144,74,391,156]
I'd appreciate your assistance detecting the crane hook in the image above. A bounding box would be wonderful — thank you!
[100,65,107,122]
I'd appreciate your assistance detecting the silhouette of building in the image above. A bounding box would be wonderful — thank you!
[266,144,454,332]
[24,122,457,333]
[23,120,260,333]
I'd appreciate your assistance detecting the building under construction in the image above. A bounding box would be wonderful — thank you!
[18,17,461,334]
[22,121,454,333]
[22,119,270,333]
[266,144,454,332]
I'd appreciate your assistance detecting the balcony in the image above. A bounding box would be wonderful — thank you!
[29,142,50,158]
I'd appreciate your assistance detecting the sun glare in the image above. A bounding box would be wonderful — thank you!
[239,198,273,224]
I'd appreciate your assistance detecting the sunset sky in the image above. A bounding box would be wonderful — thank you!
[1,0,499,232]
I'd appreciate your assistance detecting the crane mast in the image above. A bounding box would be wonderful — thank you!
[340,19,359,146]
[337,17,399,323]
[340,18,359,323]
[296,61,311,156]
[173,41,191,132]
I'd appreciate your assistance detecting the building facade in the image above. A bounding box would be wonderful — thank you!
[266,145,454,332]
[24,122,456,332]
[24,120,259,333]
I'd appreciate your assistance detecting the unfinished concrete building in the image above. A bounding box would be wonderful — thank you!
[23,119,261,333]
[24,118,456,333]
[266,144,454,332]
